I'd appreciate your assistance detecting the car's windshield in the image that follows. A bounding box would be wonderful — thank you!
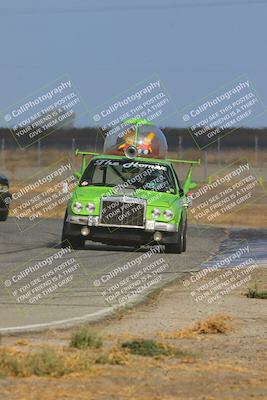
[79,159,177,193]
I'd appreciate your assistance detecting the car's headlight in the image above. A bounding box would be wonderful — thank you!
[152,208,161,219]
[163,209,173,220]
[72,202,83,213]
[0,185,9,193]
[86,202,95,213]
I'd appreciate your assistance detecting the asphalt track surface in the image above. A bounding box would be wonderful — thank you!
[0,218,229,333]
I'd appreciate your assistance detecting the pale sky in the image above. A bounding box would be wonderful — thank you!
[0,0,266,127]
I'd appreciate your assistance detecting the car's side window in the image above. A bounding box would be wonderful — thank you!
[105,166,123,185]
[171,167,182,192]
[91,167,104,184]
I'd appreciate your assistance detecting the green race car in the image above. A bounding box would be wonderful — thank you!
[61,119,199,253]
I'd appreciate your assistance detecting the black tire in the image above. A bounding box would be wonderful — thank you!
[0,210,8,221]
[182,218,187,252]
[61,211,85,249]
[165,219,183,254]
[62,235,85,249]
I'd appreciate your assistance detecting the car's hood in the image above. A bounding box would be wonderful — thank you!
[73,186,178,208]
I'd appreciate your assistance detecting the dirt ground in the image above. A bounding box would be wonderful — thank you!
[0,267,267,400]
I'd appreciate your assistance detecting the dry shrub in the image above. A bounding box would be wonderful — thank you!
[120,339,187,359]
[192,314,233,334]
[0,347,67,377]
[15,339,30,346]
[70,327,103,350]
[246,286,267,299]
[161,314,234,339]
[95,346,129,365]
[0,341,129,377]
[0,347,92,377]
[106,346,129,365]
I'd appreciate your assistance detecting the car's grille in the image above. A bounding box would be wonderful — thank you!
[101,197,145,228]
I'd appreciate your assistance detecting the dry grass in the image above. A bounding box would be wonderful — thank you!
[0,344,131,378]
[2,148,267,174]
[95,347,129,365]
[1,149,79,173]
[191,314,234,334]
[160,314,234,339]
[158,149,267,166]
[15,339,30,346]
[189,201,267,228]
[0,328,192,378]
[0,347,73,377]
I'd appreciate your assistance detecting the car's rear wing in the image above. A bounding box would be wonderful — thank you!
[75,150,99,174]
[166,158,201,194]
[75,150,99,156]
[75,151,200,167]
[166,158,200,165]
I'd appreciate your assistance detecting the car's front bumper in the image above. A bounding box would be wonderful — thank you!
[66,215,177,232]
[65,214,178,245]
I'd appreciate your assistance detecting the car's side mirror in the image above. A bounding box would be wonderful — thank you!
[188,182,198,190]
[63,182,69,193]
[74,171,82,180]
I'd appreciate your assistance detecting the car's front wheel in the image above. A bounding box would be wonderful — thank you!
[0,210,8,221]
[182,217,187,252]
[61,234,85,250]
[61,211,85,249]
[165,218,186,254]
